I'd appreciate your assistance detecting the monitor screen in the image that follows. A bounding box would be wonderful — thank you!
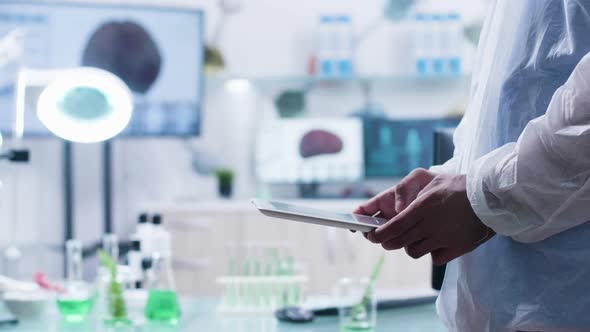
[256,118,364,184]
[0,1,204,137]
[363,116,462,178]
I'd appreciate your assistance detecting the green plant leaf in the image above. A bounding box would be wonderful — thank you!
[99,250,129,320]
[350,254,385,322]
[98,250,117,277]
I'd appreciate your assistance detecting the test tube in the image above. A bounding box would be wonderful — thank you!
[226,245,238,308]
[102,234,119,262]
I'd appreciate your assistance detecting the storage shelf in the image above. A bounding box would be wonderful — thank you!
[206,73,470,87]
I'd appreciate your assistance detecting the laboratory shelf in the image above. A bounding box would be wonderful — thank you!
[206,73,470,88]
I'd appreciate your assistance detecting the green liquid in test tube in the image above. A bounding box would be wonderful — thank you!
[227,256,237,307]
[243,258,251,307]
[285,256,296,306]
[264,252,273,307]
[253,258,262,307]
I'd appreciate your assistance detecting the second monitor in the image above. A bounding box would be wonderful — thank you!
[0,1,204,137]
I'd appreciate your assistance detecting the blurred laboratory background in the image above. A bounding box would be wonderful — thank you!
[0,0,488,329]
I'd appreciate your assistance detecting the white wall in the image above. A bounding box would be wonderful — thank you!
[0,0,488,280]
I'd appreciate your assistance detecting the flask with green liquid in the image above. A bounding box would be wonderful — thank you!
[57,240,95,322]
[144,253,180,324]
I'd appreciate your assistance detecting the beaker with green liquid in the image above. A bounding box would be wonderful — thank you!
[337,255,384,332]
[144,253,180,324]
[57,294,95,322]
[57,240,96,323]
[337,278,377,332]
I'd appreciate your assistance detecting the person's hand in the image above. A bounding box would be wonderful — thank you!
[366,174,495,265]
[353,168,438,235]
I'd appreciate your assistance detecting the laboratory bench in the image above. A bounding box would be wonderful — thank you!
[1,298,446,331]
[141,200,433,297]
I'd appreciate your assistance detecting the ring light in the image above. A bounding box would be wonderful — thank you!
[37,67,133,143]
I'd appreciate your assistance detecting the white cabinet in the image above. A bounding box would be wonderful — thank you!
[147,200,432,296]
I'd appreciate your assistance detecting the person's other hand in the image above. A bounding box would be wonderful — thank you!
[366,174,495,265]
[353,169,438,235]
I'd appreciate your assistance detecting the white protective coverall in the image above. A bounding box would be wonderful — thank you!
[431,0,590,331]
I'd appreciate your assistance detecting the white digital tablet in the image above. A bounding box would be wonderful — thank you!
[251,199,388,233]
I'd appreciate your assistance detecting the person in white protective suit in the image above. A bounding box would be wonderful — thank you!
[355,0,590,331]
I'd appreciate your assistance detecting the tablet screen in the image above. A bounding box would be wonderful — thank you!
[267,201,387,228]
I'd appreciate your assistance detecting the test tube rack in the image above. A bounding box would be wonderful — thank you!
[217,242,308,314]
[216,275,308,314]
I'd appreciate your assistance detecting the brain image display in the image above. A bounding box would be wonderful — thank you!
[82,21,162,94]
[299,129,344,158]
[256,119,363,183]
[0,2,204,137]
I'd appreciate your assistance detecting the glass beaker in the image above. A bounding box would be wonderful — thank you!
[57,240,95,323]
[96,234,133,327]
[336,278,377,332]
[102,277,132,327]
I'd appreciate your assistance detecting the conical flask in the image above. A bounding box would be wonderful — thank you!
[144,253,180,324]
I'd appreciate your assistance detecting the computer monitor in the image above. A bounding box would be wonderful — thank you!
[256,118,364,184]
[0,1,204,137]
[363,116,462,178]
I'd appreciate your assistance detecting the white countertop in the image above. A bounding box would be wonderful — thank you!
[141,198,366,215]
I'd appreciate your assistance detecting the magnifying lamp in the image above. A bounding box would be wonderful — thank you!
[13,66,134,272]
[16,67,133,143]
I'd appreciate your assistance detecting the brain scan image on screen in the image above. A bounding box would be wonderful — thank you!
[256,119,364,184]
[299,129,344,159]
[82,21,162,94]
[0,2,203,137]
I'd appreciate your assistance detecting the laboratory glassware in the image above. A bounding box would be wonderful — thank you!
[337,278,377,332]
[98,250,131,327]
[127,237,142,283]
[96,234,119,321]
[217,243,308,314]
[135,213,153,256]
[102,234,119,261]
[144,253,180,324]
[57,240,95,322]
[337,255,384,332]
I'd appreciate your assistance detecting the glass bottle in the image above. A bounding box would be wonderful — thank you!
[136,213,153,256]
[102,233,119,261]
[96,234,117,320]
[57,240,95,322]
[141,257,153,289]
[127,237,142,283]
[151,214,171,259]
[144,253,180,324]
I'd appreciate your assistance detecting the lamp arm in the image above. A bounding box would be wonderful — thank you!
[13,69,27,144]
[14,67,70,144]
